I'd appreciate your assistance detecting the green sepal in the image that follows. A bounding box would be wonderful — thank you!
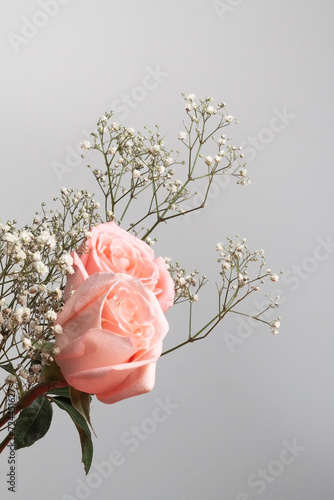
[14,395,53,449]
[41,359,66,383]
[69,386,96,436]
[51,396,93,474]
[0,362,16,376]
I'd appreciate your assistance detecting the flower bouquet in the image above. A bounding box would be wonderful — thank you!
[0,94,280,474]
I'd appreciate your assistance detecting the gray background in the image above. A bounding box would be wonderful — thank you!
[0,1,333,499]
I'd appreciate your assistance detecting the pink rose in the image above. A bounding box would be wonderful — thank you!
[66,222,174,313]
[55,272,169,404]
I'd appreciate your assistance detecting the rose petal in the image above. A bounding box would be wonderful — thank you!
[57,272,117,339]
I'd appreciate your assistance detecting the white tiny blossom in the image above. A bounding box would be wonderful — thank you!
[53,347,61,356]
[214,155,222,163]
[270,274,279,282]
[225,115,234,123]
[157,165,165,174]
[14,248,26,261]
[178,131,186,140]
[35,261,48,276]
[132,169,141,179]
[34,325,43,335]
[53,324,63,334]
[18,295,27,307]
[240,169,247,177]
[59,253,74,267]
[235,244,244,253]
[13,309,23,324]
[111,122,119,131]
[37,230,56,248]
[3,233,18,244]
[81,140,91,150]
[19,369,29,379]
[22,338,32,350]
[187,93,196,100]
[206,106,215,115]
[108,146,117,155]
[205,156,213,166]
[20,230,33,243]
[5,375,16,385]
[150,145,160,155]
[45,309,58,321]
[21,307,31,322]
[31,364,41,374]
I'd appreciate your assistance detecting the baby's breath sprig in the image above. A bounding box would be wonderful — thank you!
[82,94,247,240]
[162,237,281,356]
[164,258,206,304]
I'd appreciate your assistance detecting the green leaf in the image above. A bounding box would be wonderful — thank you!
[51,396,93,474]
[14,396,53,449]
[69,386,96,436]
[0,362,16,376]
[47,386,71,398]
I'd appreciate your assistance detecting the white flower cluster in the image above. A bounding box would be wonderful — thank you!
[0,188,102,391]
[82,95,250,240]
[180,94,250,187]
[215,237,281,334]
[165,258,205,304]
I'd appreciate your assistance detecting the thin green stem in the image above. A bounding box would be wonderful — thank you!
[0,379,68,434]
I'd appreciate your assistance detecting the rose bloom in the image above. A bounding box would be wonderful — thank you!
[66,222,174,313]
[55,272,169,404]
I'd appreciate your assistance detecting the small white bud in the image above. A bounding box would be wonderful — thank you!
[270,274,279,282]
